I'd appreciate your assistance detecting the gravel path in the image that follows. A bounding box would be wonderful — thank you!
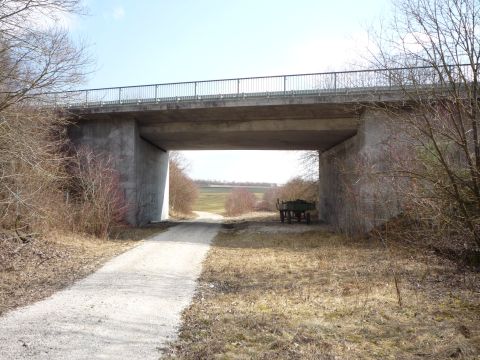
[192,211,224,222]
[0,222,219,359]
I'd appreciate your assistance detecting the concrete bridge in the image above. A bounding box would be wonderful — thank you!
[59,67,432,231]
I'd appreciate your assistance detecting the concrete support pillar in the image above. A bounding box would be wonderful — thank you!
[318,109,401,234]
[68,118,169,226]
[135,136,169,224]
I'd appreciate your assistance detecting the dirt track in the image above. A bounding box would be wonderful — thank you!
[0,222,219,359]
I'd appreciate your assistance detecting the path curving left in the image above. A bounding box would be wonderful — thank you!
[0,222,219,359]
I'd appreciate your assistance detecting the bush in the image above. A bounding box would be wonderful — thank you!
[0,110,127,239]
[225,188,257,216]
[0,0,88,238]
[259,179,318,212]
[169,153,198,215]
[258,187,280,211]
[0,106,69,234]
[278,178,317,203]
[67,147,127,238]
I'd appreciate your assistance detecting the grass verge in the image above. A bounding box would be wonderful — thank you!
[0,225,169,315]
[166,224,480,359]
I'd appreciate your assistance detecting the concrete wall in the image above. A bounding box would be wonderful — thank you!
[318,109,402,234]
[68,118,169,226]
[135,137,169,225]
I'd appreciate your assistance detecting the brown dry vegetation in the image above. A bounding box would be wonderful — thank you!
[366,0,480,249]
[0,226,167,315]
[169,152,199,216]
[166,224,480,359]
[260,178,318,213]
[225,188,257,216]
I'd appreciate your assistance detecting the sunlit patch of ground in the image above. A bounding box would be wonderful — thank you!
[166,224,480,359]
[0,225,170,315]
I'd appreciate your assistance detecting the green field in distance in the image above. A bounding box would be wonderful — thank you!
[193,186,267,214]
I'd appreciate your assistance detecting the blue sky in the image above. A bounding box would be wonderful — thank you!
[70,0,390,183]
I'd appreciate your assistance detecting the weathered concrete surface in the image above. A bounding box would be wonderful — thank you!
[70,89,404,116]
[318,109,402,233]
[0,223,218,360]
[136,136,169,224]
[139,117,358,150]
[68,119,169,225]
[71,101,361,150]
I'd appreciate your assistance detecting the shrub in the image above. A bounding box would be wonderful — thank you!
[169,153,198,215]
[68,147,127,238]
[0,106,69,234]
[278,177,317,203]
[258,187,280,211]
[0,0,88,238]
[225,188,257,216]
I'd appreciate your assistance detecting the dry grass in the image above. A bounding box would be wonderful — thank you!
[166,224,480,359]
[0,225,168,315]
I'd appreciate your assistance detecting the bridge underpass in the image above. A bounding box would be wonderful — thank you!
[63,68,414,231]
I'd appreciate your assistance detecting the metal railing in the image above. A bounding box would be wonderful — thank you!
[45,64,474,108]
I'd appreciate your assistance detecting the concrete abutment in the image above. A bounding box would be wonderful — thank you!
[67,99,405,233]
[318,109,402,233]
[68,118,169,226]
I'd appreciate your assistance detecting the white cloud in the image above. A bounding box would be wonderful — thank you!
[112,6,125,20]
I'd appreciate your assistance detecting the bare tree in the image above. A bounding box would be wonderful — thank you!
[369,0,480,248]
[0,0,89,110]
[0,0,90,236]
[300,150,320,180]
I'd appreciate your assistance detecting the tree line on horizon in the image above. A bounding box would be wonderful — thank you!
[194,180,278,188]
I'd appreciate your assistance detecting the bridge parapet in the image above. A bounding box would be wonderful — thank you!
[46,65,471,109]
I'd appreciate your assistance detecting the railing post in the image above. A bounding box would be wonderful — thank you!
[283,76,287,95]
[85,90,88,106]
[194,82,197,98]
[155,85,158,101]
[333,73,337,91]
[237,79,240,96]
[118,87,122,103]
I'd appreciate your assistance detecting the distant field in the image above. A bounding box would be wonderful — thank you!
[193,187,267,214]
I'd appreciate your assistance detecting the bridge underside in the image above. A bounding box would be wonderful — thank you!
[72,99,361,151]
